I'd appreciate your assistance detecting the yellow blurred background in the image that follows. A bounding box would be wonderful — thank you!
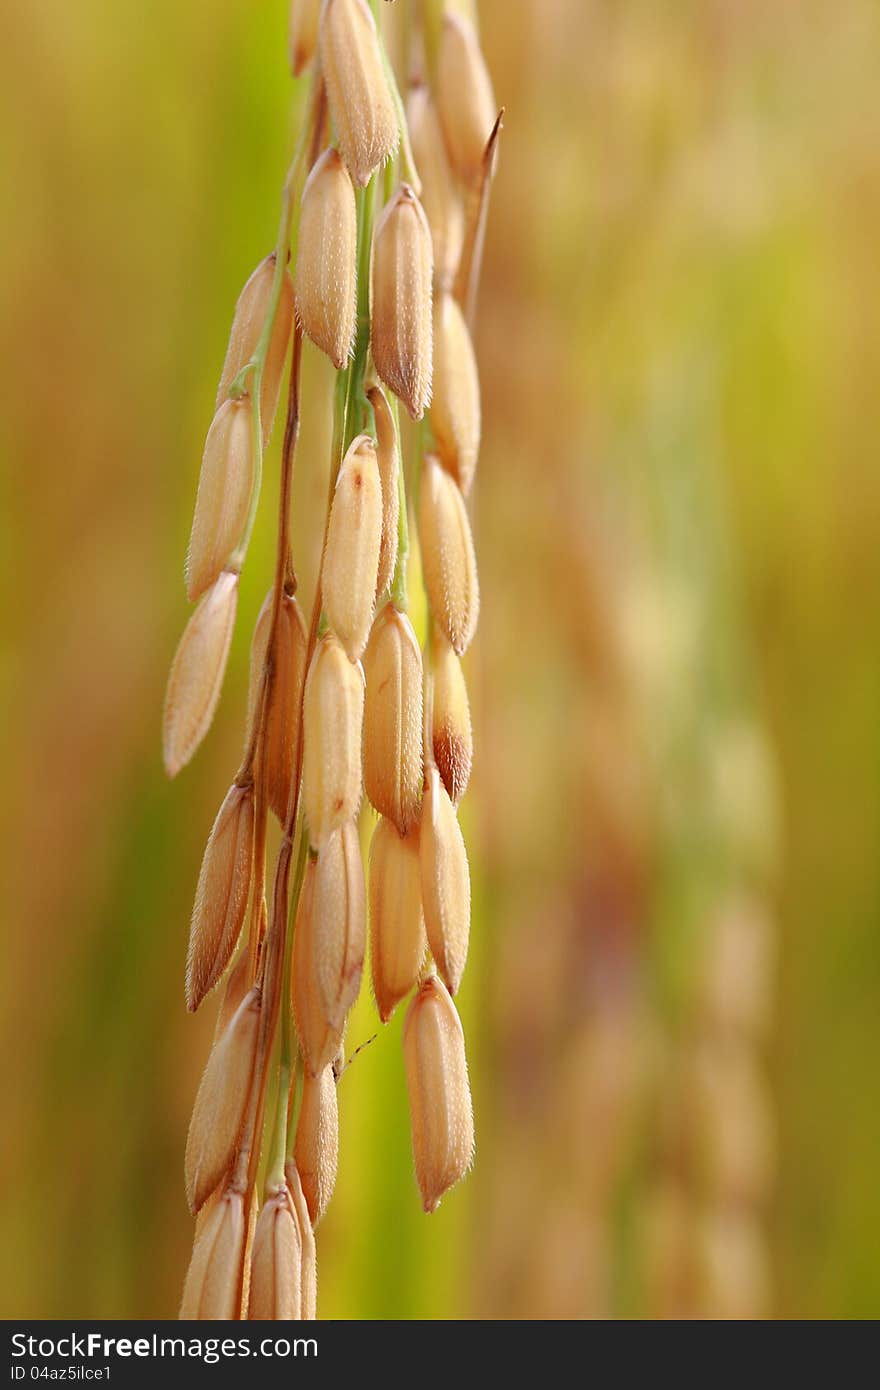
[2,0,880,1318]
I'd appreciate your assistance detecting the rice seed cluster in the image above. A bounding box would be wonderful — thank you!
[163,0,499,1319]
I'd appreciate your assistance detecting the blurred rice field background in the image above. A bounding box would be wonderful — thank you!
[2,0,880,1318]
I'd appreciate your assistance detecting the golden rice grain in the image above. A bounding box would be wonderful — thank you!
[431,629,473,804]
[321,434,383,660]
[362,604,423,832]
[311,820,366,1037]
[288,0,321,77]
[216,254,295,446]
[186,398,254,602]
[367,384,400,598]
[186,782,255,1012]
[417,454,479,654]
[246,590,308,823]
[248,1185,303,1320]
[371,184,434,420]
[369,817,426,1023]
[420,767,470,996]
[214,947,252,1039]
[294,1066,339,1227]
[436,12,497,188]
[319,0,399,188]
[407,83,465,288]
[163,570,239,778]
[286,1163,318,1318]
[402,973,474,1212]
[295,147,358,369]
[185,986,261,1213]
[431,291,481,497]
[179,1188,246,1320]
[302,632,364,846]
[292,855,340,1074]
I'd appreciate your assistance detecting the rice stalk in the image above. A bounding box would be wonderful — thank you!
[169,0,501,1319]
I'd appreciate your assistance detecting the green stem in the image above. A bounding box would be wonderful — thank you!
[286,1054,303,1162]
[357,164,375,304]
[266,820,310,1191]
[411,415,427,519]
[383,148,397,204]
[340,178,379,459]
[420,0,444,80]
[332,361,352,472]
